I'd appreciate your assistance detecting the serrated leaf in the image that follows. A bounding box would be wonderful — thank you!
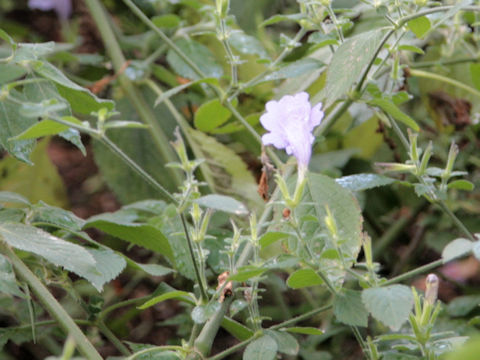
[0,223,98,281]
[85,210,174,263]
[323,30,383,105]
[334,289,368,327]
[194,99,232,132]
[407,16,431,39]
[191,302,221,324]
[442,238,473,262]
[0,192,30,205]
[287,268,323,289]
[166,38,223,80]
[336,173,395,192]
[447,180,474,191]
[243,335,277,360]
[369,98,419,131]
[194,194,248,215]
[264,330,299,355]
[83,247,126,292]
[138,290,195,309]
[0,254,25,297]
[362,285,414,331]
[284,327,323,335]
[259,232,289,248]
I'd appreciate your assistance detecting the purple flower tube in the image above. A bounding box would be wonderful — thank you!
[28,0,72,20]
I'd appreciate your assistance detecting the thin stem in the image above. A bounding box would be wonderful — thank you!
[409,68,480,99]
[437,202,476,241]
[326,5,344,42]
[98,296,150,323]
[1,244,102,360]
[98,321,131,356]
[382,260,443,286]
[269,303,333,330]
[207,333,261,360]
[411,57,479,69]
[180,214,208,301]
[84,0,183,189]
[127,346,184,360]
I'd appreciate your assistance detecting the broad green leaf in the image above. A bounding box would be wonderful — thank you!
[30,202,85,231]
[368,98,419,131]
[362,285,414,331]
[334,289,368,327]
[262,58,324,82]
[166,38,223,80]
[221,317,254,341]
[194,99,232,132]
[323,30,383,105]
[229,267,267,282]
[229,31,269,58]
[284,327,324,335]
[470,63,480,90]
[0,223,98,281]
[407,16,431,39]
[261,13,305,26]
[0,192,30,205]
[0,209,25,224]
[194,194,248,215]
[0,254,25,298]
[447,295,480,317]
[442,238,473,262]
[131,262,175,277]
[259,232,289,248]
[0,138,68,207]
[13,120,70,140]
[0,29,16,59]
[336,173,395,192]
[0,64,27,84]
[13,42,55,61]
[31,60,114,114]
[264,330,299,356]
[448,180,474,191]
[187,128,263,211]
[138,291,195,309]
[398,45,425,55]
[85,211,174,263]
[83,247,126,292]
[308,33,339,48]
[243,335,277,360]
[152,14,181,28]
[191,302,222,324]
[287,269,323,289]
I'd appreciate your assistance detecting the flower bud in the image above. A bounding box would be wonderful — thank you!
[425,273,439,305]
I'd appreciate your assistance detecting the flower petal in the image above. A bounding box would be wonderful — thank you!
[262,132,288,149]
[310,102,324,129]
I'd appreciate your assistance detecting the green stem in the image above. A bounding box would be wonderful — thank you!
[97,321,131,356]
[411,57,479,69]
[98,295,151,323]
[409,68,480,99]
[437,202,476,241]
[84,0,183,189]
[382,259,443,286]
[269,303,333,330]
[206,333,261,360]
[127,346,184,360]
[1,244,102,360]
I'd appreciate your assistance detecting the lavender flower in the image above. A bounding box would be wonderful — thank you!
[260,92,323,171]
[28,0,72,20]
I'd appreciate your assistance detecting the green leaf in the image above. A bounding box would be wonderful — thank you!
[154,78,219,107]
[194,194,248,215]
[259,232,289,249]
[368,98,419,131]
[284,327,323,335]
[30,202,85,231]
[0,191,30,206]
[0,64,27,84]
[334,289,369,327]
[152,14,181,28]
[229,266,267,282]
[83,247,126,292]
[264,330,299,355]
[362,285,414,331]
[85,210,174,263]
[103,121,149,130]
[442,238,473,262]
[194,99,232,132]
[447,180,474,191]
[131,262,175,277]
[13,120,70,140]
[229,31,269,58]
[243,335,278,360]
[261,13,305,26]
[262,58,324,82]
[31,60,114,114]
[0,223,98,282]
[398,45,425,55]
[470,63,480,90]
[0,254,25,298]
[323,29,383,105]
[166,38,223,80]
[287,269,323,289]
[221,317,254,341]
[0,29,16,59]
[336,173,395,192]
[13,42,54,61]
[138,290,195,310]
[447,295,480,317]
[407,16,431,39]
[191,302,222,324]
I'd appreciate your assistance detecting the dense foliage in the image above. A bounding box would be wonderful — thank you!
[1,0,480,359]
